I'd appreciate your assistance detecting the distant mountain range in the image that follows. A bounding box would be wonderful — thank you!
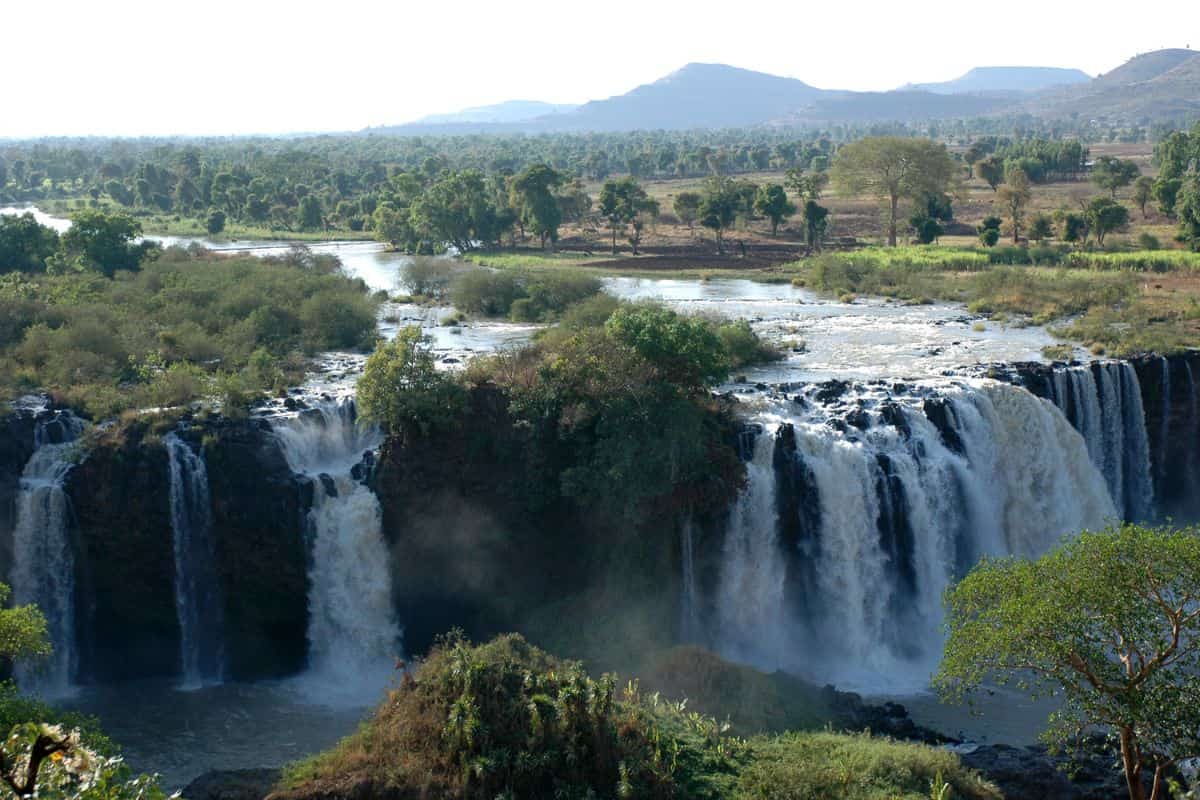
[902,66,1091,95]
[371,49,1200,135]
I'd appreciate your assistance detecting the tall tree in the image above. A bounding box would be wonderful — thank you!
[511,164,564,251]
[831,137,959,246]
[598,177,648,254]
[698,177,739,255]
[975,156,1005,192]
[996,167,1033,244]
[1132,176,1154,219]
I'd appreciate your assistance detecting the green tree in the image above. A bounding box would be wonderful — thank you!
[698,177,739,254]
[1177,176,1200,251]
[0,213,59,274]
[831,137,959,246]
[598,177,647,255]
[356,326,465,437]
[1028,213,1054,244]
[60,210,157,277]
[604,303,729,390]
[1087,197,1130,246]
[672,191,702,231]
[753,184,796,236]
[205,210,226,236]
[1132,176,1154,219]
[977,216,1001,247]
[1091,156,1141,199]
[1153,177,1183,217]
[975,156,1005,192]
[996,167,1033,244]
[297,195,323,231]
[935,524,1200,800]
[511,164,564,251]
[802,200,830,251]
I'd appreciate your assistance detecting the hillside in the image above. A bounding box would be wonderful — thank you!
[538,62,826,131]
[1023,48,1200,121]
[905,66,1091,95]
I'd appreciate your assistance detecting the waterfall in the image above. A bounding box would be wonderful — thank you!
[1043,362,1154,521]
[715,434,785,665]
[710,380,1118,692]
[679,517,699,643]
[11,412,84,697]
[273,399,401,689]
[1159,357,1171,491]
[165,433,225,688]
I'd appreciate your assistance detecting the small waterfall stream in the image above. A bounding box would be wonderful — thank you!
[709,379,1118,692]
[11,412,84,697]
[273,399,401,690]
[165,433,226,687]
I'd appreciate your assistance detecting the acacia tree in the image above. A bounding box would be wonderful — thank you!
[935,525,1200,800]
[1132,176,1154,219]
[996,167,1033,244]
[1087,197,1130,246]
[831,137,959,246]
[1092,156,1141,199]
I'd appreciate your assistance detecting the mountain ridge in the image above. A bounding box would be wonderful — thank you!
[368,49,1200,135]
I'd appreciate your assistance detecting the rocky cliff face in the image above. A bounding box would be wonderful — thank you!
[0,403,39,584]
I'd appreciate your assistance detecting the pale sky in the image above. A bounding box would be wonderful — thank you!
[2,0,1196,138]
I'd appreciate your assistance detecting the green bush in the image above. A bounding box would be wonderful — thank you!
[0,246,380,416]
[734,732,1000,800]
[356,326,466,436]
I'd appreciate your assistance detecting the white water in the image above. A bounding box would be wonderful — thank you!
[11,413,85,697]
[272,400,401,698]
[715,434,786,663]
[165,433,225,688]
[678,517,700,643]
[1044,362,1154,521]
[714,380,1118,693]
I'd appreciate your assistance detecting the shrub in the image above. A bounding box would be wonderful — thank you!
[402,258,456,298]
[735,732,1000,800]
[282,633,745,800]
[716,320,780,368]
[356,326,465,436]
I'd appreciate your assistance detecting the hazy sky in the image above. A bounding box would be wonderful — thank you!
[3,0,1197,138]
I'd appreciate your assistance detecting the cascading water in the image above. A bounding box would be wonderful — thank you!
[678,517,700,643]
[165,433,225,688]
[11,412,84,697]
[1042,362,1154,521]
[711,379,1118,692]
[272,399,401,692]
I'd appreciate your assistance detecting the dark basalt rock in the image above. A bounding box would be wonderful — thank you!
[957,739,1151,800]
[0,403,41,582]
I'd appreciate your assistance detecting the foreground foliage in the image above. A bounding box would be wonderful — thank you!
[935,524,1200,800]
[282,634,998,800]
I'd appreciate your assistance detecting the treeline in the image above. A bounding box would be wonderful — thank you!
[0,118,1164,233]
[966,137,1089,185]
[1152,121,1200,245]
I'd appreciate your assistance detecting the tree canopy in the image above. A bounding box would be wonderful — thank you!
[935,524,1200,800]
[831,137,958,246]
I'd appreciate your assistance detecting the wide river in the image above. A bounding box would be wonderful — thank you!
[1,207,1062,785]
